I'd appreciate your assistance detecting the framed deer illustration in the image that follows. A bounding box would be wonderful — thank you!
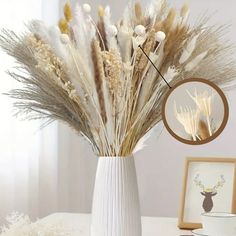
[178,157,236,229]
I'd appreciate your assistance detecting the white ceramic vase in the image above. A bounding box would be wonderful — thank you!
[91,155,142,236]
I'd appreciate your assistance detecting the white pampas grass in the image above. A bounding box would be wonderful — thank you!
[117,24,133,62]
[48,26,69,60]
[73,4,94,65]
[185,50,208,71]
[103,6,119,51]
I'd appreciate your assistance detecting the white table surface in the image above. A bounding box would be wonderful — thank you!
[42,213,192,236]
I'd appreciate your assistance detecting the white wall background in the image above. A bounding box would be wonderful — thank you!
[55,0,236,217]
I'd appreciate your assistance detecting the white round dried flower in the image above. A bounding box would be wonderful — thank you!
[134,25,146,36]
[107,25,118,36]
[83,3,91,13]
[155,31,166,42]
[60,34,70,44]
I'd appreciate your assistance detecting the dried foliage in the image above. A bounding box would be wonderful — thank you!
[0,1,236,156]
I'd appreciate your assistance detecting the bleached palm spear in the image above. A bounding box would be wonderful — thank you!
[187,89,214,136]
[174,103,200,141]
[0,1,236,156]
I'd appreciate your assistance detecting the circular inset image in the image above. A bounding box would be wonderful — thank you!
[162,78,229,145]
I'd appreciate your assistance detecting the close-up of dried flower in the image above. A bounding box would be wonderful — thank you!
[164,79,228,144]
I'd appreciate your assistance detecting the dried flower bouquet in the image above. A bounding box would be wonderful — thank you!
[0,0,235,156]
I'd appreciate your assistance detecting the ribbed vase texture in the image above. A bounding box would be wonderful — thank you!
[91,155,142,236]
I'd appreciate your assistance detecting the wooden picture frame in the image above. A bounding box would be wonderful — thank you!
[178,157,236,229]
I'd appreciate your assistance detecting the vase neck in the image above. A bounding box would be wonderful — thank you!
[98,155,133,159]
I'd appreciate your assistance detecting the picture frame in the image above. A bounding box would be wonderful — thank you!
[178,157,236,229]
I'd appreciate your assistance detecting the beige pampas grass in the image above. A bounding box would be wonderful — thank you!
[0,1,236,155]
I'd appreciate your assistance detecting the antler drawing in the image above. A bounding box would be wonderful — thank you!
[194,174,226,212]
[212,175,226,192]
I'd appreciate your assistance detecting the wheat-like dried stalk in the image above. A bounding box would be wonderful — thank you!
[0,1,236,156]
